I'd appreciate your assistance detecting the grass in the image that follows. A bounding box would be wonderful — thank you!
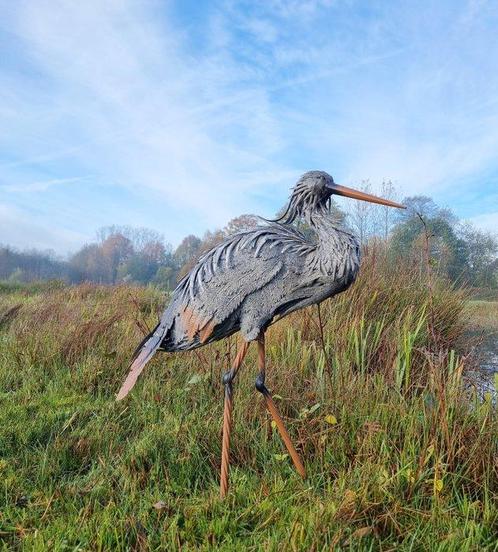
[467,300,498,333]
[0,259,497,550]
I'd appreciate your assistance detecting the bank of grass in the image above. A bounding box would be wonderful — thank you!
[467,300,498,333]
[0,259,497,550]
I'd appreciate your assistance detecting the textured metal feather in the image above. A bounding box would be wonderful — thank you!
[117,171,361,398]
[175,222,313,306]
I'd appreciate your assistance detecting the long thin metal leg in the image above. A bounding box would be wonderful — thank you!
[220,340,250,498]
[255,334,306,479]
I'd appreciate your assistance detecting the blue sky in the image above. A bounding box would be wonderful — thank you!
[1,0,497,254]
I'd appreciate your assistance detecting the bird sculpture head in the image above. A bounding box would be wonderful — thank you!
[274,170,405,224]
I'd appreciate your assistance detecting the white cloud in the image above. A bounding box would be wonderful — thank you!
[0,0,497,251]
[1,0,289,227]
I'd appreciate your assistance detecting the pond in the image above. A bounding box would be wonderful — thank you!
[465,316,498,400]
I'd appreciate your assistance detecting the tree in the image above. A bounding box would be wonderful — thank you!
[101,233,134,283]
[199,229,225,252]
[152,265,176,290]
[116,254,154,284]
[397,196,439,223]
[224,214,260,235]
[142,241,168,265]
[459,224,498,288]
[375,180,399,240]
[97,225,164,252]
[8,267,26,283]
[389,208,468,282]
[93,226,175,285]
[174,235,202,269]
[70,244,109,283]
[0,245,69,282]
[114,240,176,285]
[346,180,375,245]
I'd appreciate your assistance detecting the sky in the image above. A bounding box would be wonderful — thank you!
[1,0,497,255]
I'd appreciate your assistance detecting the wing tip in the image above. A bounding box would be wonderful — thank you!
[115,371,139,401]
[116,385,130,401]
[115,336,162,401]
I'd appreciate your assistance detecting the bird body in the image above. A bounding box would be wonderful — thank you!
[159,213,359,352]
[116,171,404,496]
[117,171,402,400]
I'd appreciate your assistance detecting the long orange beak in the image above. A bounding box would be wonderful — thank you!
[331,184,406,209]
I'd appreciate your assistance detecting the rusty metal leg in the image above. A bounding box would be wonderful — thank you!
[220,341,250,498]
[255,334,306,479]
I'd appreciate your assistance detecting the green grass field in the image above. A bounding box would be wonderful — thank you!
[0,265,497,550]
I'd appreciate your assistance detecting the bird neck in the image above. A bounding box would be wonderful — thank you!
[309,211,346,242]
[308,212,360,276]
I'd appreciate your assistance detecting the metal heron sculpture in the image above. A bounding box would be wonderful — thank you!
[117,171,405,497]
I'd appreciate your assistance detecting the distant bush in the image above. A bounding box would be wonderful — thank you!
[0,279,66,295]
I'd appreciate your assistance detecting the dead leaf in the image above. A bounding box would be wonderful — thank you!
[334,489,356,520]
[344,526,374,545]
[351,526,373,539]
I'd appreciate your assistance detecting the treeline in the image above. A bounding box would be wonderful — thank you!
[344,184,498,289]
[0,215,260,290]
[1,190,497,290]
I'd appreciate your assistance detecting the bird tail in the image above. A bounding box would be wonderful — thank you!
[116,322,165,401]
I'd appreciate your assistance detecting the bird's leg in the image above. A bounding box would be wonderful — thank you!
[255,334,306,479]
[220,340,250,498]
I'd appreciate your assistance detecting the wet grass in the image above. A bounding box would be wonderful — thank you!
[0,261,497,550]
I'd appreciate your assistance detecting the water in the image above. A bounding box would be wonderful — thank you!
[466,334,498,400]
[478,340,498,397]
